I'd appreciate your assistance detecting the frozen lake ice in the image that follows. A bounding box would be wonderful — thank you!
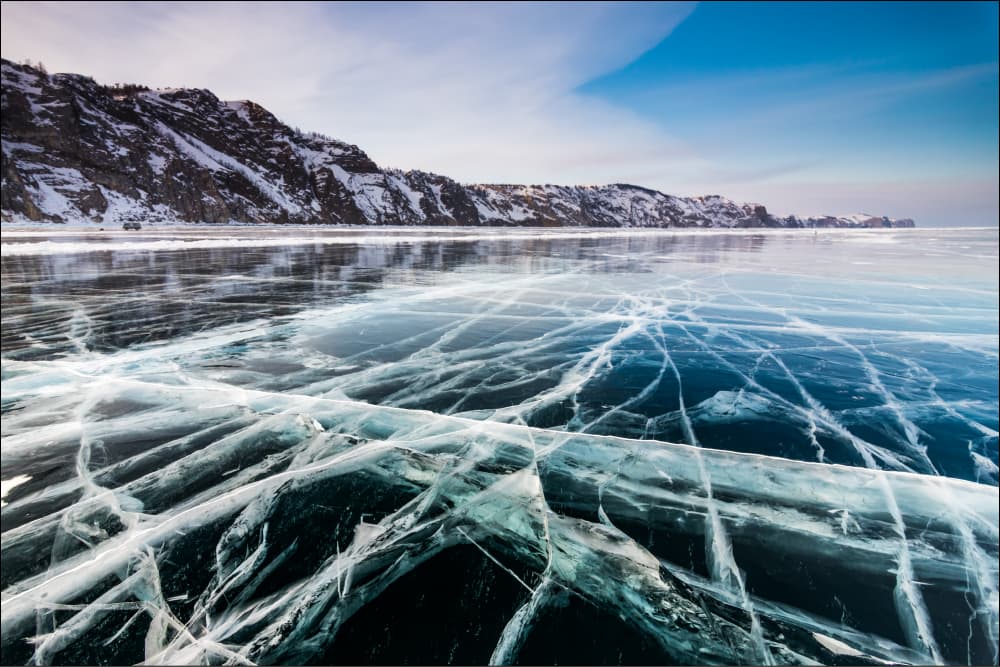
[1,226,997,665]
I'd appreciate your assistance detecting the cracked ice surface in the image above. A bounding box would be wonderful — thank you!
[1,226,997,665]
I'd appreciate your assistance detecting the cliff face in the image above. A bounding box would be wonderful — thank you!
[1,60,915,228]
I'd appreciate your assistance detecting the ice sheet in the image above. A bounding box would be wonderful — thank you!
[1,227,997,665]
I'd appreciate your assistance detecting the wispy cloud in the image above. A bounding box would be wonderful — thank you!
[1,1,699,185]
[597,59,999,159]
[720,62,998,129]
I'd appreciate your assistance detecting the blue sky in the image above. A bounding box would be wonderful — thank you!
[1,1,997,225]
[583,2,998,176]
[579,2,999,224]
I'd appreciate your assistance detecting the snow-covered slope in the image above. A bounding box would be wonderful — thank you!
[1,60,915,228]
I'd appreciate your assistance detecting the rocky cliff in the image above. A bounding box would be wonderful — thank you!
[1,60,915,228]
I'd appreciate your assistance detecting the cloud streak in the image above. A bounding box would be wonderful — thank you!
[1,1,699,185]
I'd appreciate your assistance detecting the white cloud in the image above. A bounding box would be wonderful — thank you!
[1,1,699,184]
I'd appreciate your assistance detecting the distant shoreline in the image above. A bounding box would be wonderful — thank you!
[6,223,1000,234]
[4,225,998,260]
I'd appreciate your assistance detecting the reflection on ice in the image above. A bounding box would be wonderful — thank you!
[1,228,997,665]
[0,476,31,508]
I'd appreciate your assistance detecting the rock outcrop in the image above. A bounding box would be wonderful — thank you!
[1,60,915,228]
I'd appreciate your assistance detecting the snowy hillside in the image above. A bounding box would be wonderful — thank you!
[1,60,915,228]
